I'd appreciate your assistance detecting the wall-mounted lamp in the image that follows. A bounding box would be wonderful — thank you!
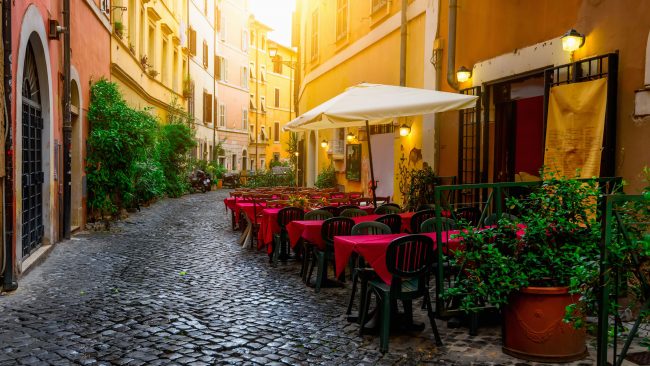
[399,123,411,137]
[320,139,328,148]
[346,132,355,142]
[294,151,299,157]
[561,29,585,52]
[268,46,278,58]
[456,66,472,83]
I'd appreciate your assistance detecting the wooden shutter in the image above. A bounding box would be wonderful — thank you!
[274,122,280,142]
[274,88,280,108]
[203,92,212,123]
[215,56,221,80]
[189,28,197,55]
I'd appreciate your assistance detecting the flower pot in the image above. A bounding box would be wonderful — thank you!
[502,286,587,363]
[217,179,223,189]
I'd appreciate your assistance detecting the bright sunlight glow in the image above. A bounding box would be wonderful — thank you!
[249,0,296,47]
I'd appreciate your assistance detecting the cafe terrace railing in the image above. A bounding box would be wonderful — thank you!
[430,177,623,318]
[596,194,650,366]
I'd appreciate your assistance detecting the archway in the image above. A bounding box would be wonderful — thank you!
[15,6,54,262]
[70,73,82,230]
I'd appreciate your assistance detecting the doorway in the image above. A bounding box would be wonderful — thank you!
[71,79,82,230]
[492,75,545,182]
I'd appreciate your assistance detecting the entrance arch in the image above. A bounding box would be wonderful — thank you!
[15,5,54,263]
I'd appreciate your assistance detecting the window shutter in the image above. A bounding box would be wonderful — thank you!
[215,56,221,80]
[203,41,208,68]
[189,28,197,55]
[206,93,212,123]
[275,88,280,108]
[274,122,280,142]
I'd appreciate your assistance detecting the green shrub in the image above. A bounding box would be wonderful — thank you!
[158,121,195,197]
[315,165,337,189]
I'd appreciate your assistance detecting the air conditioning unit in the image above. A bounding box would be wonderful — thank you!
[48,19,60,40]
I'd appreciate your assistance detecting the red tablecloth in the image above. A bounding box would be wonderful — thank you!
[232,202,266,225]
[334,232,461,285]
[258,208,282,251]
[285,213,416,251]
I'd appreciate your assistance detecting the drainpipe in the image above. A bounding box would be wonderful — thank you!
[399,0,407,86]
[2,0,17,291]
[62,0,72,239]
[446,0,459,90]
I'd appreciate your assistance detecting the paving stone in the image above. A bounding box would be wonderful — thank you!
[0,190,616,365]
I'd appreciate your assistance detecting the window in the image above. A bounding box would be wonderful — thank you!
[241,110,247,131]
[128,0,136,45]
[249,62,255,78]
[220,58,228,82]
[162,37,169,84]
[311,9,319,60]
[218,103,226,127]
[220,14,226,42]
[250,31,255,46]
[273,152,280,161]
[260,65,266,82]
[242,30,249,51]
[231,154,237,171]
[204,0,208,15]
[371,0,388,13]
[261,36,266,50]
[260,158,265,169]
[218,157,226,166]
[336,0,348,41]
[274,122,280,142]
[260,126,266,141]
[189,27,197,56]
[274,88,280,108]
[241,66,248,88]
[202,41,208,68]
[100,0,111,17]
[260,96,266,112]
[148,24,156,67]
[273,55,283,74]
[249,94,255,109]
[203,91,212,124]
[214,97,218,124]
[214,56,221,80]
[216,6,221,31]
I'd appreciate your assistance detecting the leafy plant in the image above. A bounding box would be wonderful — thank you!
[114,21,124,38]
[315,165,337,189]
[446,170,602,316]
[399,165,439,211]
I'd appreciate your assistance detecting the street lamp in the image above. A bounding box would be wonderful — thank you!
[399,123,411,137]
[561,29,585,52]
[321,139,328,148]
[268,46,278,58]
[456,66,472,83]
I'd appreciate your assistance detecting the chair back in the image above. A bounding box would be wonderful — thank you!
[305,209,333,221]
[375,214,402,234]
[352,221,391,235]
[419,217,456,234]
[374,204,400,215]
[348,192,363,200]
[321,217,355,245]
[456,206,482,226]
[416,203,437,212]
[374,196,391,205]
[329,192,348,199]
[410,209,436,233]
[484,213,519,226]
[340,208,368,218]
[337,204,359,212]
[386,234,433,280]
[319,206,339,216]
[277,207,305,228]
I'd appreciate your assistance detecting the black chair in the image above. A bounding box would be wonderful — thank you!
[319,206,339,216]
[409,209,436,234]
[340,208,368,218]
[336,204,360,216]
[484,213,519,226]
[309,217,355,293]
[301,210,334,283]
[416,203,437,212]
[271,207,304,265]
[304,209,333,221]
[346,222,391,316]
[360,234,442,353]
[419,217,457,233]
[455,206,482,227]
[375,214,402,234]
[374,204,400,215]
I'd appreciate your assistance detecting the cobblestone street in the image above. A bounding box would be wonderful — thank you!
[0,190,600,365]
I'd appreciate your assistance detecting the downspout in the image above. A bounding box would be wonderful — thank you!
[399,0,407,86]
[446,0,459,90]
[434,0,443,172]
[62,0,72,239]
[2,0,17,291]
[212,7,216,161]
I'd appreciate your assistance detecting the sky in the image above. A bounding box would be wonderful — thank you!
[249,0,296,47]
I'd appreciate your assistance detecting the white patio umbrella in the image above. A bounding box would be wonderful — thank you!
[284,83,478,206]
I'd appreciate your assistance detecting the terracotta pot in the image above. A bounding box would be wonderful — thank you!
[502,286,587,363]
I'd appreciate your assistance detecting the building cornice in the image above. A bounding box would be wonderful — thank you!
[111,63,184,112]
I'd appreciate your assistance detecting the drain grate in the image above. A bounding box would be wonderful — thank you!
[626,352,650,365]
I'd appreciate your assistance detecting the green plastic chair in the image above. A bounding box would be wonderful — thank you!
[483,213,519,226]
[304,209,333,221]
[374,204,400,215]
[360,234,442,353]
[340,208,368,218]
[271,207,304,266]
[419,217,457,233]
[416,203,437,212]
[347,221,391,315]
[308,217,355,293]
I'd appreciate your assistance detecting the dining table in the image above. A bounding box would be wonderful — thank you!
[284,212,416,252]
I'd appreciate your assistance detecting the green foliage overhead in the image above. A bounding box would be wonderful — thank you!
[86,79,196,219]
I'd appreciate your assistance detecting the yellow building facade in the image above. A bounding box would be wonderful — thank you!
[248,18,297,170]
[110,0,188,122]
[295,0,436,202]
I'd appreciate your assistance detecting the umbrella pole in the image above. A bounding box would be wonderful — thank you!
[365,120,378,208]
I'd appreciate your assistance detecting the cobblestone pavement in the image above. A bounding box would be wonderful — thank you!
[0,190,607,365]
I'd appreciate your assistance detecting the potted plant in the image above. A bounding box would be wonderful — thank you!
[447,171,601,362]
[114,21,124,38]
[148,69,159,78]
